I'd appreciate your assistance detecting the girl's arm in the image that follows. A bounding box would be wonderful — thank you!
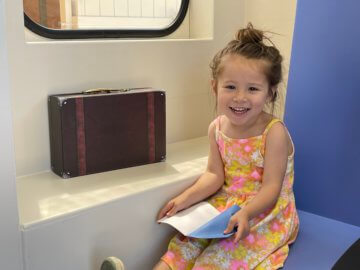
[157,121,225,219]
[224,122,291,242]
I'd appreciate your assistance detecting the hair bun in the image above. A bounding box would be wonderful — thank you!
[235,23,263,44]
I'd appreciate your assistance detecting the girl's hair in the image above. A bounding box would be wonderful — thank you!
[210,23,283,105]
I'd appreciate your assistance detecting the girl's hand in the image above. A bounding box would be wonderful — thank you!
[157,195,188,220]
[224,209,250,243]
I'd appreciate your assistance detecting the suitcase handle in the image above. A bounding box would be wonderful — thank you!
[83,88,129,95]
[83,87,152,95]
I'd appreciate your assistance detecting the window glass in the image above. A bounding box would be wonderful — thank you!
[24,0,189,38]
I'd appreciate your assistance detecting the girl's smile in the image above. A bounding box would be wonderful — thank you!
[229,106,250,115]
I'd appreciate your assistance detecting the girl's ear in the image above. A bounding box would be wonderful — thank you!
[211,79,217,95]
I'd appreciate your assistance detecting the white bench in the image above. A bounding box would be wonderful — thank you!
[17,137,360,270]
[17,137,208,270]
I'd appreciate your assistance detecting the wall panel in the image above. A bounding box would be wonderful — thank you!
[285,0,360,226]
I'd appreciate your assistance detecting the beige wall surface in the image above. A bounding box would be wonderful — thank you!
[6,0,296,177]
[0,1,23,269]
[244,0,297,119]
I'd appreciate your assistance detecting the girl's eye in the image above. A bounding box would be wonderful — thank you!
[225,85,236,90]
[249,87,259,91]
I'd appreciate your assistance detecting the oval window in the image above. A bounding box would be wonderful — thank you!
[24,0,189,39]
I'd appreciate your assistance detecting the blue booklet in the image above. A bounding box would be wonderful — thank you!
[158,202,240,239]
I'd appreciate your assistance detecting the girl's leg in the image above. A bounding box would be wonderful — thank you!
[192,234,292,269]
[153,260,171,270]
[254,244,290,269]
[159,234,211,270]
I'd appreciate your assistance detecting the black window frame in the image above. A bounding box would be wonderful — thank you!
[24,0,190,39]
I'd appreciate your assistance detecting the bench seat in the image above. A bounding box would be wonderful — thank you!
[284,210,360,269]
[16,137,360,269]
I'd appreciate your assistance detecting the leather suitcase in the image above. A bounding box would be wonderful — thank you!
[48,88,166,178]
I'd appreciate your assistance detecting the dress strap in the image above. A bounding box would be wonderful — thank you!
[214,115,221,142]
[261,118,282,155]
[263,118,282,135]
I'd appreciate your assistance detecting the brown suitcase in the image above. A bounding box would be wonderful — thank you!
[48,88,166,178]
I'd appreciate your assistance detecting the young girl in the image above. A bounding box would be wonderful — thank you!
[154,23,299,270]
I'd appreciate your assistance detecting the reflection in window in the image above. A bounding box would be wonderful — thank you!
[24,0,184,30]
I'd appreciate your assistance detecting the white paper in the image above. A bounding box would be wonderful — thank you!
[158,201,220,236]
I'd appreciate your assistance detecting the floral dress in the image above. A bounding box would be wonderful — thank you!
[162,118,299,270]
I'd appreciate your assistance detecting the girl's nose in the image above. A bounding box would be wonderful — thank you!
[233,90,247,102]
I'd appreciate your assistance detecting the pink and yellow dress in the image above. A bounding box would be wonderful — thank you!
[162,118,299,270]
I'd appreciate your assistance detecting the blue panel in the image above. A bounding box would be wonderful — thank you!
[285,0,360,226]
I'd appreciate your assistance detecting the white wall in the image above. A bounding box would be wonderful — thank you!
[7,0,297,177]
[0,0,23,269]
[244,0,297,119]
[0,0,296,269]
[10,0,247,177]
[9,0,297,177]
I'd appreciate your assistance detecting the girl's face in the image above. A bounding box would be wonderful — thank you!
[213,54,272,128]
